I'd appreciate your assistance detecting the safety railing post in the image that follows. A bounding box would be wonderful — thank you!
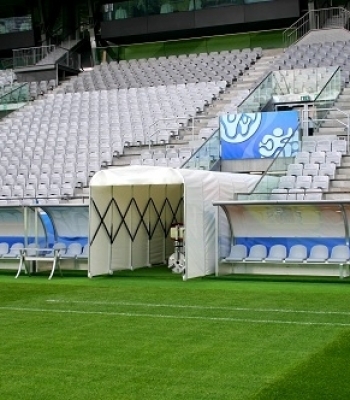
[347,113,350,154]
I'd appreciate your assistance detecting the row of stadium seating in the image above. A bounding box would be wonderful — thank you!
[271,173,330,200]
[278,174,330,190]
[266,137,348,201]
[274,40,350,83]
[0,80,227,199]
[225,243,350,264]
[56,48,261,92]
[0,69,58,100]
[270,187,325,200]
[130,157,184,168]
[0,241,88,259]
[287,160,339,178]
[301,139,347,154]
[0,69,16,88]
[1,38,347,204]
[296,151,342,166]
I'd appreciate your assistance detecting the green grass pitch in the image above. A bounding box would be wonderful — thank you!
[1,267,350,399]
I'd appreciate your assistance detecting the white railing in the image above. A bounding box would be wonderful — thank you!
[13,45,56,69]
[301,106,350,151]
[147,115,220,150]
[283,7,350,48]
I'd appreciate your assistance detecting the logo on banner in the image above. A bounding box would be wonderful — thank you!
[220,111,299,160]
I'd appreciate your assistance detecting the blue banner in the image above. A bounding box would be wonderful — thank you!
[220,111,299,160]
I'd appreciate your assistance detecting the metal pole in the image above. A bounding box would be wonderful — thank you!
[192,115,195,141]
[347,113,350,153]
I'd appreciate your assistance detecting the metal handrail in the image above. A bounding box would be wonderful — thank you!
[180,128,219,170]
[236,70,277,113]
[283,7,350,48]
[147,115,220,150]
[244,122,302,196]
[301,106,350,151]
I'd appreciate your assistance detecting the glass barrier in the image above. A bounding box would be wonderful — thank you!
[0,58,14,70]
[0,82,29,108]
[236,129,301,200]
[102,0,272,20]
[0,15,32,35]
[313,66,341,129]
[181,129,220,170]
[237,67,341,114]
[272,66,339,104]
[237,71,277,113]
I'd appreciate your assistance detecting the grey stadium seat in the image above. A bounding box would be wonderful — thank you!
[307,244,329,262]
[60,242,82,259]
[295,151,310,165]
[225,244,248,262]
[3,242,24,258]
[304,188,323,200]
[287,188,305,200]
[296,175,312,189]
[328,245,350,264]
[278,176,296,189]
[245,244,267,262]
[318,163,336,179]
[0,242,9,257]
[326,151,342,166]
[316,140,332,153]
[331,139,347,155]
[285,244,308,263]
[312,175,330,191]
[310,151,326,164]
[287,163,303,177]
[302,163,319,177]
[270,188,288,200]
[265,244,287,262]
[302,140,316,153]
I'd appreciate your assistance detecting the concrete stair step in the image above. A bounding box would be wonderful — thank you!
[307,134,338,141]
[318,127,347,134]
[338,94,350,101]
[244,69,266,76]
[325,192,350,200]
[329,179,350,188]
[235,82,253,89]
[240,73,260,80]
[333,102,350,110]
[340,162,350,168]
[335,165,350,174]
[321,118,348,127]
[327,111,350,119]
[251,65,270,71]
[335,174,350,180]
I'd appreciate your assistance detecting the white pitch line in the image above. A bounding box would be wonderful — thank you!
[0,306,349,327]
[46,299,350,316]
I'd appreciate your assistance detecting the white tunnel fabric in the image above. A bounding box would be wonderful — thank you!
[89,166,259,279]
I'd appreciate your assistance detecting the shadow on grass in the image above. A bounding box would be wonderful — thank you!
[208,274,350,285]
[2,266,350,285]
[252,330,350,400]
[0,265,181,280]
